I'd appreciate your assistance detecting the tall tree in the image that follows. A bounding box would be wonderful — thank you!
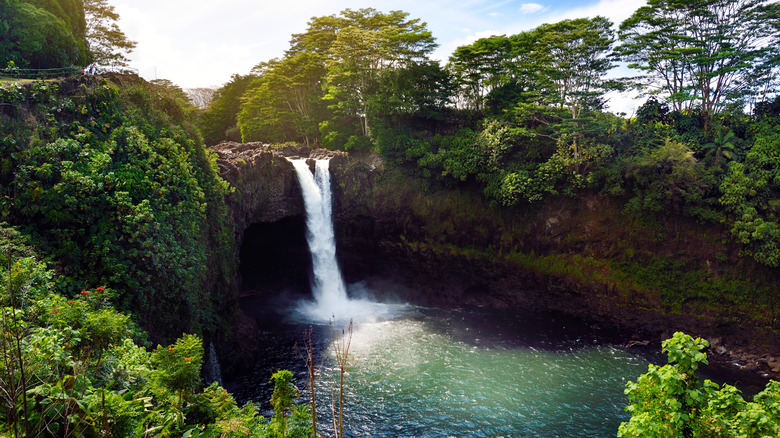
[616,0,780,118]
[23,0,86,40]
[83,0,136,67]
[448,35,516,111]
[236,8,441,148]
[531,17,615,120]
[323,8,437,138]
[239,52,329,146]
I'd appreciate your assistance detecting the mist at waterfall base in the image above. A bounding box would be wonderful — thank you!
[225,158,659,437]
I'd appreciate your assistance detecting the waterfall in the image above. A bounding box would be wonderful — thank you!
[205,342,223,386]
[290,159,350,319]
[289,157,405,322]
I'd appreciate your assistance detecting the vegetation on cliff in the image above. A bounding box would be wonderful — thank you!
[199,2,780,269]
[0,224,318,436]
[0,74,318,437]
[194,4,780,349]
[0,76,234,339]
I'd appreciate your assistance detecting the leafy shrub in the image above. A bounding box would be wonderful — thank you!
[624,139,719,220]
[619,332,780,437]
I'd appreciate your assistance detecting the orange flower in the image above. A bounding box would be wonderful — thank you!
[96,286,104,291]
[168,347,175,351]
[184,357,192,362]
[80,290,89,295]
[67,301,74,305]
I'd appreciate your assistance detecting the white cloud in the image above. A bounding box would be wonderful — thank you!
[552,0,643,24]
[519,3,544,14]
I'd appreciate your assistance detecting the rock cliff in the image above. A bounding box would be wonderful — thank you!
[212,141,780,381]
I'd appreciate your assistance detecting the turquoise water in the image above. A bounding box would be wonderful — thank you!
[316,311,648,437]
[228,304,652,437]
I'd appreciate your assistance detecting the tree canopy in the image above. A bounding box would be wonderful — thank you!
[615,0,780,117]
[237,8,440,149]
[0,0,87,69]
[0,0,135,70]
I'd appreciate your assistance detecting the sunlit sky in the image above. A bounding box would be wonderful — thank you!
[112,0,647,113]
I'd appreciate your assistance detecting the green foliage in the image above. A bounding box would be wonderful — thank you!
[83,0,136,66]
[447,17,615,117]
[530,16,615,118]
[0,0,88,69]
[198,74,254,145]
[624,138,720,219]
[268,369,299,438]
[0,246,264,436]
[235,7,442,150]
[0,250,265,437]
[239,54,328,146]
[615,0,780,117]
[619,332,780,438]
[720,122,780,266]
[704,126,737,157]
[754,95,780,122]
[150,334,203,407]
[0,77,235,338]
[448,34,517,112]
[322,8,437,141]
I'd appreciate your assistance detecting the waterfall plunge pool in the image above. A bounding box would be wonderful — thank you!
[226,294,658,438]
[226,157,767,436]
[226,158,655,437]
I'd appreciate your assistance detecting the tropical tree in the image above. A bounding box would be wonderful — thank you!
[702,126,737,162]
[322,8,437,139]
[23,0,87,43]
[525,17,617,162]
[239,52,328,146]
[198,73,255,144]
[83,0,137,67]
[616,0,780,121]
[719,122,780,266]
[531,17,615,120]
[448,35,517,111]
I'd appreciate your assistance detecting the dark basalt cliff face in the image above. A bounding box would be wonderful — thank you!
[212,142,780,381]
[211,142,304,231]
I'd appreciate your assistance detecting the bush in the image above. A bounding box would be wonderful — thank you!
[619,332,780,437]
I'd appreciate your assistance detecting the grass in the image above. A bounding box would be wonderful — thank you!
[1,76,67,85]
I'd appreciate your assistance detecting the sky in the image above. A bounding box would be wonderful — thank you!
[112,0,647,113]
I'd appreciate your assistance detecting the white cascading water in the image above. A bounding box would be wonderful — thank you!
[290,158,405,322]
[291,159,349,310]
